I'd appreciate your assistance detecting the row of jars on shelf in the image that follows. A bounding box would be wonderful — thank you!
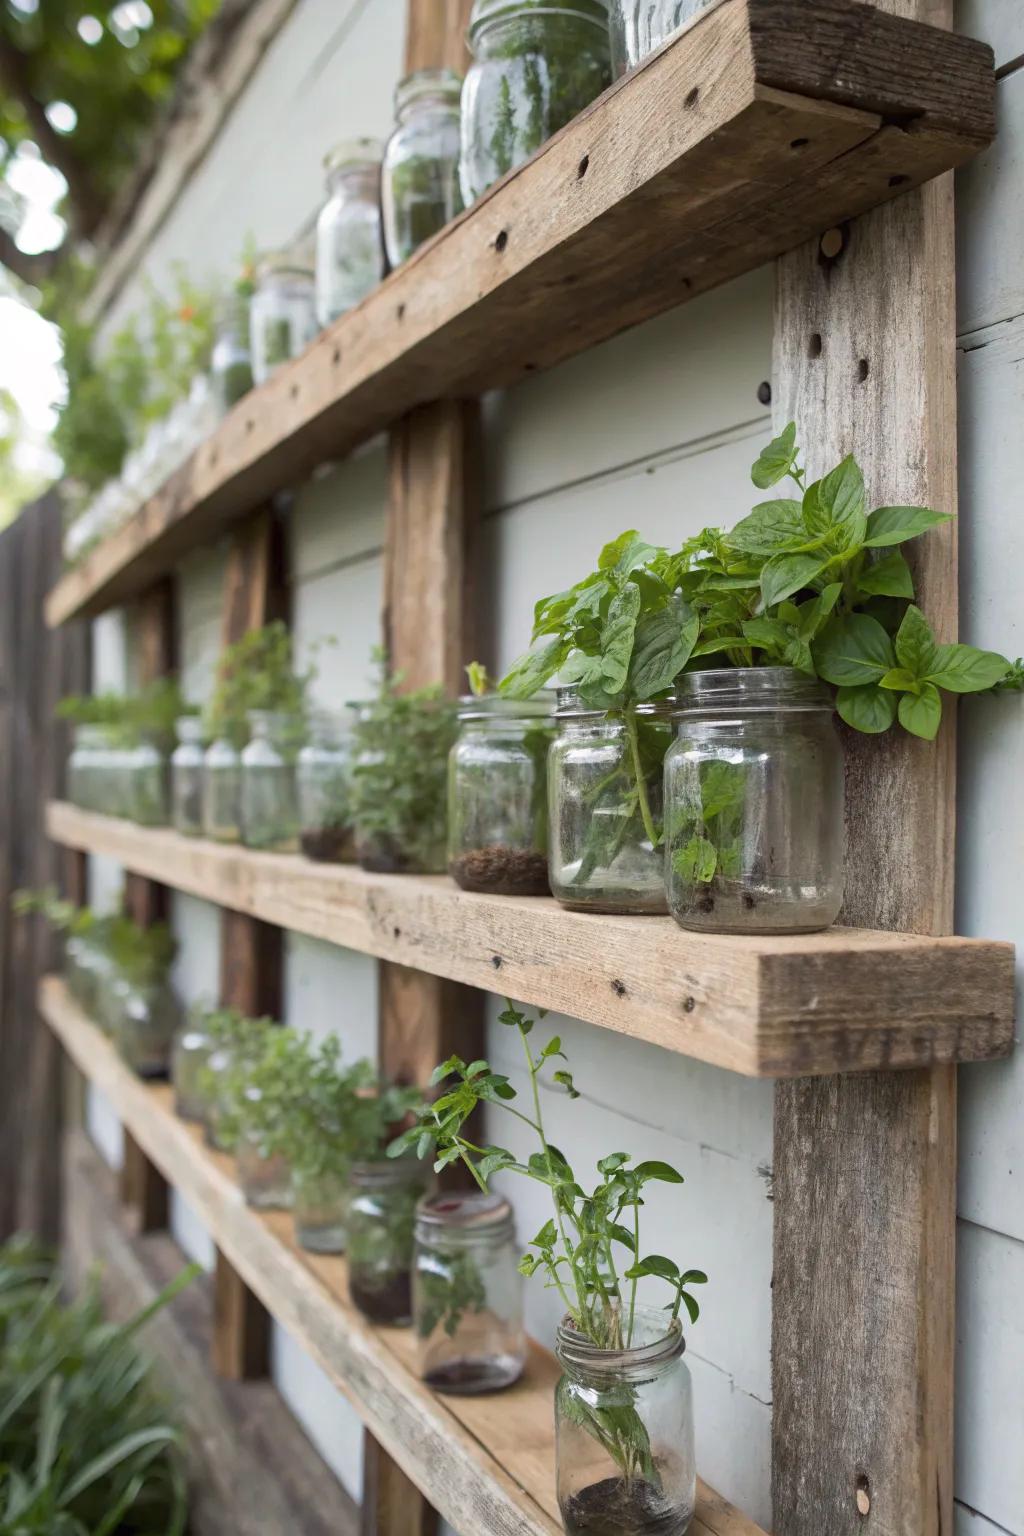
[243,0,713,387]
[68,668,843,935]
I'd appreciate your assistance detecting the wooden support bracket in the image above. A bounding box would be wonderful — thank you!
[213,1250,271,1381]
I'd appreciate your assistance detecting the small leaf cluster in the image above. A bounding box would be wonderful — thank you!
[0,1235,194,1536]
[15,888,176,989]
[57,679,195,752]
[349,651,458,871]
[205,622,312,751]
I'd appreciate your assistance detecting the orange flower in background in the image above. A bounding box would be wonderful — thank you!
[178,304,195,323]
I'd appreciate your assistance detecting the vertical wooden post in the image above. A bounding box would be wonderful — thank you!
[210,506,286,1382]
[364,9,477,1531]
[119,577,177,1229]
[770,5,956,1534]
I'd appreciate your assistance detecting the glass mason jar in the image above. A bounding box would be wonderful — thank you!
[66,928,112,1016]
[236,1097,292,1210]
[203,1045,235,1151]
[241,711,300,852]
[447,694,554,895]
[129,735,168,826]
[460,0,612,205]
[315,139,384,327]
[68,723,101,811]
[211,290,253,412]
[349,699,456,874]
[383,70,464,267]
[549,688,673,914]
[292,1166,348,1254]
[97,729,128,817]
[347,1158,431,1325]
[202,736,242,843]
[249,253,318,386]
[608,0,711,76]
[117,977,179,1079]
[555,1308,695,1536]
[298,709,355,863]
[665,668,845,934]
[171,1019,213,1122]
[413,1191,526,1394]
[171,717,205,837]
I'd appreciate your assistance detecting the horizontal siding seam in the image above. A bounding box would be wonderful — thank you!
[955,1497,1020,1536]
[956,1214,1024,1248]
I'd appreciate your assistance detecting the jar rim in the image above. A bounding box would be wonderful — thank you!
[324,136,384,175]
[415,1189,514,1233]
[457,691,556,721]
[257,250,314,281]
[555,1307,685,1375]
[469,0,610,39]
[395,67,463,111]
[674,665,833,714]
[351,1155,428,1188]
[555,685,674,720]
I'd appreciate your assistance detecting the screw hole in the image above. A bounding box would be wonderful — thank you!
[245,419,254,434]
[855,1475,870,1517]
[888,173,909,188]
[757,381,772,406]
[790,136,809,149]
[857,358,869,383]
[820,226,844,260]
[577,154,589,179]
[611,978,627,997]
[392,926,401,940]
[682,996,697,1014]
[332,345,342,365]
[491,954,503,969]
[684,86,699,108]
[495,229,508,253]
[808,333,822,360]
[209,447,219,466]
[290,383,299,400]
[397,302,406,321]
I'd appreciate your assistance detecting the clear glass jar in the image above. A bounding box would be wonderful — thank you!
[555,1308,695,1536]
[349,698,456,874]
[298,710,355,863]
[292,1166,348,1254]
[67,929,112,1016]
[171,717,205,837]
[383,70,463,268]
[315,139,384,327]
[97,729,129,817]
[203,1045,235,1151]
[241,711,300,853]
[347,1158,431,1325]
[447,694,554,894]
[117,977,180,1079]
[608,0,710,76]
[249,253,318,386]
[211,290,253,411]
[665,668,845,934]
[129,735,168,826]
[413,1191,526,1393]
[68,724,102,811]
[202,737,242,843]
[172,1019,213,1122]
[549,688,673,914]
[460,0,612,205]
[236,1101,292,1211]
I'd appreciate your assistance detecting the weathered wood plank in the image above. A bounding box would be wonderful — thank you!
[40,978,765,1536]
[120,1128,170,1232]
[771,2,960,1532]
[62,1131,359,1536]
[44,803,1016,1080]
[213,1250,271,1380]
[44,0,995,626]
[403,0,471,74]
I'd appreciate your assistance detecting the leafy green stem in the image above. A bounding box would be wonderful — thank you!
[624,706,658,849]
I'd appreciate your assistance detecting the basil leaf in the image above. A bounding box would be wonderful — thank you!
[728,499,809,556]
[893,605,937,678]
[879,667,920,693]
[898,681,943,740]
[803,455,865,546]
[760,552,828,609]
[836,684,898,733]
[797,583,842,639]
[924,644,1012,693]
[500,637,569,699]
[633,1161,686,1184]
[751,421,797,489]
[673,835,718,884]
[599,584,642,690]
[857,550,915,599]
[628,597,699,699]
[742,616,790,655]
[813,613,896,686]
[862,505,952,548]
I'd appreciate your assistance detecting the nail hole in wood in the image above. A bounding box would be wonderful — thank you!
[684,87,699,108]
[209,447,219,466]
[392,926,401,940]
[757,381,772,406]
[245,419,255,434]
[611,979,627,998]
[495,229,508,253]
[682,996,696,1014]
[577,154,589,179]
[820,227,845,261]
[397,303,406,321]
[808,333,822,360]
[491,954,503,969]
[857,358,869,383]
[790,137,808,149]
[290,383,299,400]
[524,362,538,372]
[855,1475,870,1517]
[332,345,342,365]
[888,173,909,188]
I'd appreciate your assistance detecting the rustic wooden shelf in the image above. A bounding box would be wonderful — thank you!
[40,977,766,1536]
[45,0,995,627]
[47,802,1015,1078]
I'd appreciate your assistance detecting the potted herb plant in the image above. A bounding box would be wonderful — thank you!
[392,1002,706,1534]
[349,652,458,874]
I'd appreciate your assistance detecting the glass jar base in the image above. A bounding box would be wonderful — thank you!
[244,1186,294,1212]
[295,1221,346,1254]
[561,1475,694,1536]
[349,1272,412,1326]
[300,828,355,863]
[553,891,668,917]
[671,879,841,935]
[174,1093,206,1123]
[424,1352,525,1395]
[449,846,550,896]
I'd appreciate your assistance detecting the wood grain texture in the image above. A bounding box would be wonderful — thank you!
[771,3,959,1532]
[44,804,1016,1079]
[403,0,472,74]
[40,978,765,1536]
[213,1250,271,1380]
[120,1128,170,1232]
[63,1132,359,1536]
[44,0,995,626]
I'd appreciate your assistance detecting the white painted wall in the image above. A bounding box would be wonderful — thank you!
[75,2,1022,1532]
